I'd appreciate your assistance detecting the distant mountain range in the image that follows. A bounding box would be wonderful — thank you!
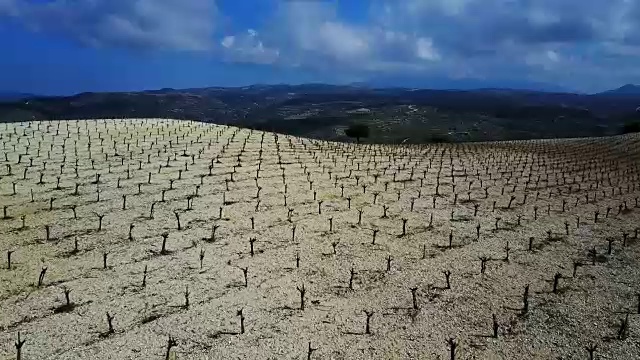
[598,84,640,96]
[0,83,638,143]
[0,92,37,102]
[357,75,577,94]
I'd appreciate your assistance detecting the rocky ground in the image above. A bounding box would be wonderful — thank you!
[1,119,639,359]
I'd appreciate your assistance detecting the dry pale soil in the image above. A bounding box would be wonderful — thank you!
[1,119,640,360]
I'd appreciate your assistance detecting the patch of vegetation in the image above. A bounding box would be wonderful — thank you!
[621,120,640,134]
[344,123,370,143]
[425,133,454,143]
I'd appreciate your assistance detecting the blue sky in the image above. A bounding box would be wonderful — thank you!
[1,0,639,95]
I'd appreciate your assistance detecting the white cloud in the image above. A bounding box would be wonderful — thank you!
[271,2,371,64]
[220,29,279,64]
[384,31,407,42]
[221,36,235,48]
[6,0,217,51]
[317,22,370,60]
[416,38,440,61]
[262,1,443,72]
[406,0,473,16]
[365,0,640,90]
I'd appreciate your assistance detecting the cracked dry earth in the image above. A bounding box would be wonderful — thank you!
[1,119,640,360]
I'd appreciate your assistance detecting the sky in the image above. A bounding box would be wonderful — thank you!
[1,0,639,95]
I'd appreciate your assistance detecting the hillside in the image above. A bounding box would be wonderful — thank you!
[1,119,639,359]
[1,85,639,143]
[0,93,37,102]
[598,84,640,96]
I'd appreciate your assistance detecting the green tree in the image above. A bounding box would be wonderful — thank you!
[344,123,370,143]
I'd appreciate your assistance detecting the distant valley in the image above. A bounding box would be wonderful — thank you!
[1,84,639,143]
